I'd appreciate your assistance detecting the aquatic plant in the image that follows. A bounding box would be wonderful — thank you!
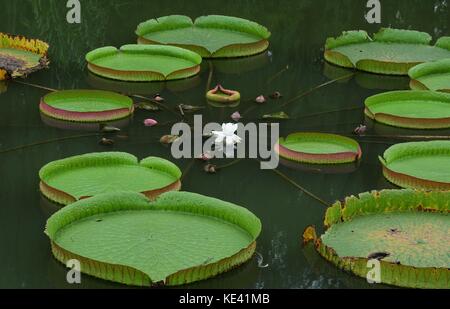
[324,28,450,75]
[364,90,450,129]
[0,32,49,80]
[409,58,450,92]
[136,15,270,58]
[39,152,182,205]
[45,191,261,286]
[380,141,450,190]
[39,90,134,123]
[303,189,450,289]
[275,132,362,164]
[86,44,202,82]
[206,84,240,104]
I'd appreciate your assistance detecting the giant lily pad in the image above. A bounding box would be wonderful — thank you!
[45,191,261,286]
[379,141,450,191]
[39,152,181,205]
[409,58,450,92]
[275,132,362,164]
[365,90,450,129]
[0,33,49,80]
[39,90,134,122]
[325,28,450,75]
[86,44,202,82]
[136,15,270,58]
[303,189,449,289]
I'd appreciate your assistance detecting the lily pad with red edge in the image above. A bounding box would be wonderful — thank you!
[40,113,131,132]
[39,90,134,123]
[275,132,362,164]
[136,15,270,58]
[364,90,450,129]
[0,33,49,80]
[86,44,202,82]
[409,58,450,92]
[39,152,182,205]
[206,84,240,104]
[324,28,450,75]
[303,189,450,289]
[45,191,261,286]
[379,141,450,191]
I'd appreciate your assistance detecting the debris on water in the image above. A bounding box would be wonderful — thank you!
[388,228,400,234]
[367,252,390,260]
[160,135,179,144]
[100,124,121,133]
[153,93,164,102]
[144,118,158,127]
[179,104,205,112]
[231,111,242,121]
[255,95,266,104]
[99,137,114,146]
[353,124,367,136]
[269,91,282,99]
[255,252,269,268]
[135,102,160,111]
[204,163,217,174]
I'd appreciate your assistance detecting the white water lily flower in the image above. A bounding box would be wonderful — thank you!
[212,123,242,146]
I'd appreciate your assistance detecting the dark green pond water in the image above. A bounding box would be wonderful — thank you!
[1,0,449,289]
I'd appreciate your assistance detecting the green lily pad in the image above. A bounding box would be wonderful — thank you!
[39,152,182,205]
[39,90,134,122]
[325,28,450,75]
[275,132,362,164]
[365,90,450,129]
[409,58,450,92]
[45,191,261,286]
[0,32,49,80]
[136,15,270,58]
[86,44,202,82]
[379,141,450,191]
[303,189,449,289]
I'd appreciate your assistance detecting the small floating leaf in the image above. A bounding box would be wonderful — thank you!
[135,102,160,111]
[262,111,289,119]
[100,124,121,133]
[178,104,205,112]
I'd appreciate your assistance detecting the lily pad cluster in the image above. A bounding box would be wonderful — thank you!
[0,32,49,80]
[40,152,262,286]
